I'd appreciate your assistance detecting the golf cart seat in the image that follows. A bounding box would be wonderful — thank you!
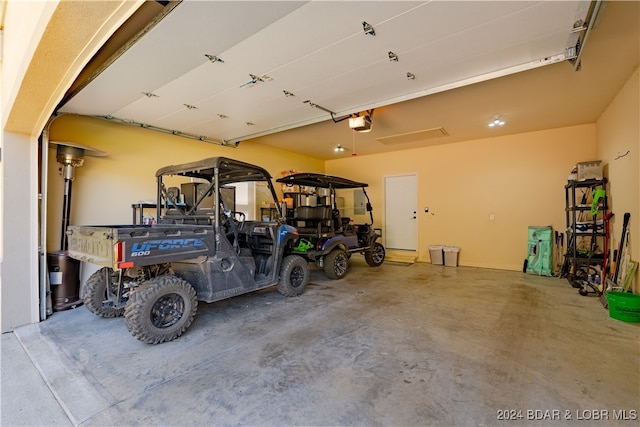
[294,206,331,234]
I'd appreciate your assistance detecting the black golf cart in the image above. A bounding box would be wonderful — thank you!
[276,173,385,279]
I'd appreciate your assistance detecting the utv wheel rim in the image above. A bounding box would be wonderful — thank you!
[150,293,185,328]
[291,266,305,288]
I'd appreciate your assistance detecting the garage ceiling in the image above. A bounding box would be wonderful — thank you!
[59,1,639,160]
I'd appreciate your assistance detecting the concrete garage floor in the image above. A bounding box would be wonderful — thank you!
[2,261,639,426]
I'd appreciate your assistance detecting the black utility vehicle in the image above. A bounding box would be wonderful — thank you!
[276,173,385,279]
[67,157,309,344]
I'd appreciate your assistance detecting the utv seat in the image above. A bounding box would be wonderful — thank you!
[160,208,214,225]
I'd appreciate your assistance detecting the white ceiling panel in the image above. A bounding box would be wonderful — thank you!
[59,0,592,144]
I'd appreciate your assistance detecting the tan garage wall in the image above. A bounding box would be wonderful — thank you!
[325,124,596,271]
[46,114,324,252]
[596,68,639,292]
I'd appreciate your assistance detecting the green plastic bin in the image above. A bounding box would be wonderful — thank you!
[607,292,640,323]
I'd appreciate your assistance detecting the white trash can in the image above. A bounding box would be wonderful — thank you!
[443,246,460,267]
[429,245,444,265]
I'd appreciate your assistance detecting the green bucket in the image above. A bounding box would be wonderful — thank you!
[607,291,640,323]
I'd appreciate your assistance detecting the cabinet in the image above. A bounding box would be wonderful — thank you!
[564,178,608,293]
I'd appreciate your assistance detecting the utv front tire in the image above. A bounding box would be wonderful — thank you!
[324,248,349,280]
[83,267,125,318]
[365,242,386,267]
[278,255,309,297]
[124,275,197,344]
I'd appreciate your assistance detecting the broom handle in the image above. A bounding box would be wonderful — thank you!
[612,213,631,285]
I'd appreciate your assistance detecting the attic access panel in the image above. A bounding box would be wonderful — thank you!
[59,1,591,144]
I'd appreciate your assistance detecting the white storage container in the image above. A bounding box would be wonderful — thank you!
[443,246,460,267]
[577,161,603,181]
[429,245,444,265]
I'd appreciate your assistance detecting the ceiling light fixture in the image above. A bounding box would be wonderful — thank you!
[141,92,158,98]
[488,116,505,127]
[388,51,399,62]
[184,104,198,110]
[283,90,295,97]
[334,144,345,152]
[406,72,415,80]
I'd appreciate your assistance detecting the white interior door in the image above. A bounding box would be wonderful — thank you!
[384,175,418,250]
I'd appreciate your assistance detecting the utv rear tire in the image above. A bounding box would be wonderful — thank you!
[124,275,197,344]
[365,242,385,267]
[324,248,349,280]
[83,267,125,318]
[278,255,309,297]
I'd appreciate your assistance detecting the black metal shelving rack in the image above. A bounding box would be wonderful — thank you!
[564,178,608,294]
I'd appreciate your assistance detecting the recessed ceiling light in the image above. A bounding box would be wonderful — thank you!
[488,116,505,127]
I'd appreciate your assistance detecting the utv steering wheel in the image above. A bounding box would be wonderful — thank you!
[227,211,245,232]
[222,210,246,251]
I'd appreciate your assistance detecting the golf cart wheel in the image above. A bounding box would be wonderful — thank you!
[124,275,197,344]
[83,267,125,318]
[278,255,310,297]
[365,242,385,267]
[324,248,349,280]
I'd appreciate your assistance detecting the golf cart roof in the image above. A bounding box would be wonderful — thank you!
[156,157,273,184]
[277,173,368,189]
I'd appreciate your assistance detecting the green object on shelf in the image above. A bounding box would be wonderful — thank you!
[294,239,313,253]
[607,291,640,323]
[591,188,606,216]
